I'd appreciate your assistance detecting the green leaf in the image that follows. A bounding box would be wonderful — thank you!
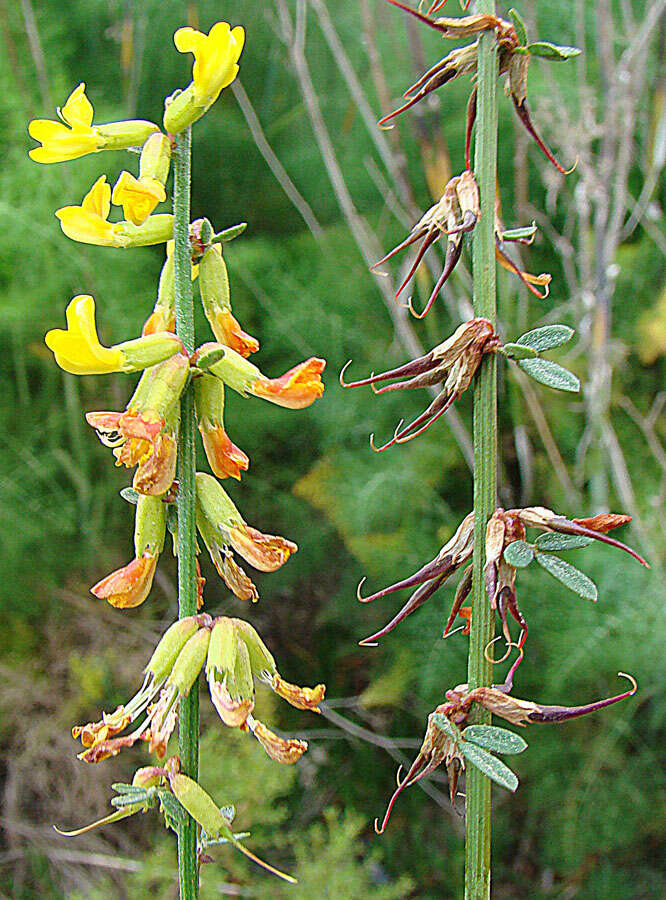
[528,41,581,61]
[500,342,539,361]
[503,540,535,567]
[111,782,143,795]
[211,222,247,245]
[535,553,598,601]
[459,741,519,792]
[432,712,463,744]
[535,533,594,551]
[120,487,140,505]
[462,725,528,755]
[501,224,537,243]
[518,358,580,392]
[516,324,575,351]
[508,8,527,45]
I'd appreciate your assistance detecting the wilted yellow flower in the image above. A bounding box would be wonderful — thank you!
[28,82,159,164]
[45,295,125,375]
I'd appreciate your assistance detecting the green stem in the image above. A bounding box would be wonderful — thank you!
[465,6,498,900]
[173,126,199,900]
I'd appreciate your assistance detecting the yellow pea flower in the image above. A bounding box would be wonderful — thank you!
[56,176,173,247]
[112,171,166,226]
[56,175,122,246]
[45,295,183,375]
[163,22,245,133]
[28,83,159,164]
[45,295,126,375]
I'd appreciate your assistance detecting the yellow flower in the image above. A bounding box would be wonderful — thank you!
[174,22,245,106]
[56,175,124,246]
[56,176,173,247]
[28,83,159,164]
[45,295,126,375]
[112,171,166,226]
[28,83,98,163]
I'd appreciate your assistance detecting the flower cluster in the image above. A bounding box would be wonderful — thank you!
[73,614,324,766]
[31,19,326,881]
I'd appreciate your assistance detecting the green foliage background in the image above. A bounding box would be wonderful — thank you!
[0,1,664,897]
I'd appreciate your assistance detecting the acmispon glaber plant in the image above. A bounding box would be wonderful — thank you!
[346,3,648,897]
[30,18,325,894]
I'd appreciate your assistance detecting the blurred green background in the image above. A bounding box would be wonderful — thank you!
[1,0,664,897]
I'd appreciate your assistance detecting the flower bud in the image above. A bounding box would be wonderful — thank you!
[199,246,259,358]
[167,627,211,696]
[139,132,171,185]
[146,616,202,683]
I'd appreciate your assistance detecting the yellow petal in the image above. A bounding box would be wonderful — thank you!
[55,206,123,247]
[60,82,94,129]
[173,26,205,54]
[112,172,166,226]
[27,119,98,163]
[45,295,126,375]
[82,175,111,220]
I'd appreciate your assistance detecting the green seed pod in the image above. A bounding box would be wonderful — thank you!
[145,617,201,683]
[134,494,167,558]
[169,772,234,840]
[168,628,211,695]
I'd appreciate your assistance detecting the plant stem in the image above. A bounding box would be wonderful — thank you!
[465,5,498,899]
[173,126,199,900]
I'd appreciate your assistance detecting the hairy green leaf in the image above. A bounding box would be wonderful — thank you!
[462,725,528,755]
[503,540,535,567]
[516,324,575,351]
[535,533,594,551]
[536,553,598,600]
[432,712,463,744]
[459,741,519,792]
[528,41,581,60]
[518,358,580,392]
[500,343,539,360]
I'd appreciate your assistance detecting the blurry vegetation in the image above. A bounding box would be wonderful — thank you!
[0,1,664,898]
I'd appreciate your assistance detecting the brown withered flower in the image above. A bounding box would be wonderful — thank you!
[371,172,550,315]
[371,172,479,317]
[341,319,499,452]
[356,512,474,645]
[376,670,637,830]
[381,0,576,175]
